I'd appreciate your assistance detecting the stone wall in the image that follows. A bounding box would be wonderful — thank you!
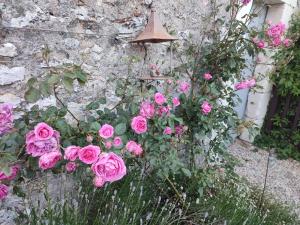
[0,0,226,114]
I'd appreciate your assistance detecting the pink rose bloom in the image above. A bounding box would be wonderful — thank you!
[133,145,143,156]
[99,124,114,139]
[201,101,212,115]
[38,151,62,170]
[64,146,80,161]
[91,152,126,183]
[0,184,9,200]
[139,101,155,119]
[163,127,172,135]
[283,38,292,47]
[86,135,93,143]
[203,73,212,80]
[131,116,147,134]
[113,136,123,147]
[234,81,249,90]
[241,0,251,5]
[271,37,282,47]
[267,22,285,38]
[256,40,265,49]
[154,93,166,105]
[93,176,106,188]
[0,165,20,181]
[105,141,112,149]
[26,130,60,157]
[78,145,101,164]
[172,97,180,107]
[179,82,190,93]
[157,106,171,117]
[0,103,13,136]
[246,79,256,88]
[126,140,138,153]
[167,79,173,84]
[34,122,54,140]
[65,162,77,173]
[175,125,184,136]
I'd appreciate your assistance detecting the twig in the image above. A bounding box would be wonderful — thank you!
[259,148,272,209]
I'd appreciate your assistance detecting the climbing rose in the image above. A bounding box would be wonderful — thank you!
[179,81,190,93]
[234,79,256,90]
[99,124,114,139]
[38,151,62,170]
[139,101,155,119]
[175,125,184,135]
[64,146,80,161]
[0,184,9,200]
[271,37,282,47]
[256,40,265,49]
[246,79,256,88]
[154,93,166,105]
[163,127,172,135]
[0,103,13,136]
[34,122,54,140]
[26,129,60,157]
[172,97,180,107]
[94,176,105,188]
[78,145,101,164]
[113,136,123,147]
[157,106,171,117]
[132,145,143,156]
[91,152,126,183]
[131,116,147,134]
[241,0,251,5]
[203,73,212,80]
[126,141,139,153]
[267,22,285,38]
[0,165,20,181]
[201,101,212,115]
[66,162,77,173]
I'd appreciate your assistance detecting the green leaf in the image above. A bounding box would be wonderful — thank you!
[27,77,38,86]
[86,102,100,110]
[62,77,74,92]
[25,88,41,103]
[90,121,101,131]
[115,123,127,135]
[181,168,192,177]
[47,74,60,86]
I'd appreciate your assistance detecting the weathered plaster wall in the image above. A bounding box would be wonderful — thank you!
[0,0,224,114]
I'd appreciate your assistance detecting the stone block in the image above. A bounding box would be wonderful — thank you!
[0,43,18,57]
[0,93,22,106]
[239,117,265,143]
[245,91,272,120]
[0,66,25,85]
[266,3,296,25]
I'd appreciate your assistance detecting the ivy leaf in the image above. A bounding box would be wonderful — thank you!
[25,88,41,103]
[181,168,192,177]
[62,77,74,92]
[90,121,101,132]
[47,74,60,86]
[115,123,127,135]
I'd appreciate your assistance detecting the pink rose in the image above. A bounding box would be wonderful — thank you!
[38,151,62,170]
[64,146,80,161]
[256,40,265,49]
[91,152,126,183]
[154,93,166,105]
[267,22,285,38]
[93,176,106,188]
[140,101,155,119]
[78,145,101,164]
[99,124,114,139]
[26,130,60,157]
[201,101,212,115]
[283,38,292,47]
[0,165,20,181]
[0,103,13,136]
[105,141,112,149]
[65,162,77,173]
[234,81,249,90]
[133,145,143,156]
[34,122,54,140]
[175,125,184,136]
[271,37,282,47]
[131,116,147,134]
[157,106,171,117]
[0,184,9,200]
[126,141,138,153]
[179,82,190,93]
[113,136,123,147]
[203,73,212,80]
[241,0,251,5]
[246,79,256,88]
[172,97,180,107]
[163,127,172,135]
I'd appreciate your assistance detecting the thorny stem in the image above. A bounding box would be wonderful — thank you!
[53,86,80,125]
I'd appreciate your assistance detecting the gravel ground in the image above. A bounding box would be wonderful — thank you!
[230,139,300,217]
